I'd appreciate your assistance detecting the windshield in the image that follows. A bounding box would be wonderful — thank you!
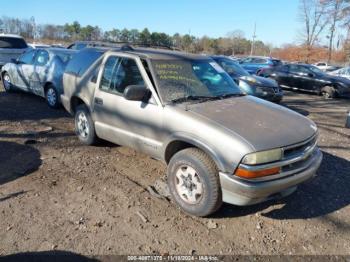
[151,59,243,103]
[214,57,250,77]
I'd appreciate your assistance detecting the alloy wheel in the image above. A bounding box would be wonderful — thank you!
[47,88,57,106]
[175,165,203,204]
[3,74,11,91]
[77,112,90,139]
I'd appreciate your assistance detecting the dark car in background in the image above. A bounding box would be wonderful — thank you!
[212,56,283,103]
[239,56,282,75]
[258,63,350,99]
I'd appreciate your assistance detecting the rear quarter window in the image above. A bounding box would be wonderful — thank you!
[0,37,27,49]
[65,48,104,77]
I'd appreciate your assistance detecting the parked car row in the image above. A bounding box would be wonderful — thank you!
[258,63,350,99]
[1,43,323,217]
[211,55,283,103]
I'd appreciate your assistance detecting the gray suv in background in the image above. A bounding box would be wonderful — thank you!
[61,46,323,217]
[0,34,29,68]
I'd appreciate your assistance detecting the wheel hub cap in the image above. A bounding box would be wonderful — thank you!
[77,112,89,138]
[3,75,11,90]
[175,165,203,204]
[47,89,56,106]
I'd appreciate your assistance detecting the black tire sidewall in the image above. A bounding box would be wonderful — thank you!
[74,105,96,145]
[167,150,221,217]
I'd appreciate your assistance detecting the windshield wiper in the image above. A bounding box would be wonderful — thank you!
[170,93,245,104]
[170,95,215,104]
[211,93,246,100]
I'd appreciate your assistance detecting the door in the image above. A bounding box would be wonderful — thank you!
[270,65,291,87]
[92,54,164,158]
[14,49,36,91]
[299,66,319,91]
[288,64,308,89]
[32,49,50,96]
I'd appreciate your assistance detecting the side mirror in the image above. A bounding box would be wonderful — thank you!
[123,85,150,101]
[11,58,18,64]
[308,73,315,78]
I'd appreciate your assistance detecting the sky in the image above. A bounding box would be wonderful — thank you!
[2,0,301,47]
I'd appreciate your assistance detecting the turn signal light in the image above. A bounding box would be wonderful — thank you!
[235,167,280,179]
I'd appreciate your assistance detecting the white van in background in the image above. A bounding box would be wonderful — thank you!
[0,34,29,67]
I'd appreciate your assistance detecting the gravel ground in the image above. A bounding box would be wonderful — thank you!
[0,85,349,259]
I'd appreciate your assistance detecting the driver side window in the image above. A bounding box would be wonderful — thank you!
[18,50,36,64]
[100,56,145,96]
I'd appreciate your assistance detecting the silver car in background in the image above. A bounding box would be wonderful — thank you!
[0,34,29,68]
[1,48,77,108]
[329,67,350,80]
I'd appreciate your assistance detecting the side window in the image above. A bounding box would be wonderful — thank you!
[18,50,36,64]
[35,50,49,66]
[100,56,145,95]
[242,57,252,63]
[252,58,267,64]
[289,65,301,74]
[279,65,289,72]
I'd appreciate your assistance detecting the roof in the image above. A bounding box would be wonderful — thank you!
[39,47,78,55]
[88,46,208,60]
[0,33,24,39]
[127,47,209,60]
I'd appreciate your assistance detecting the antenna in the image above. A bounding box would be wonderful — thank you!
[250,22,256,56]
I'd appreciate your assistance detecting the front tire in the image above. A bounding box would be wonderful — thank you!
[2,72,13,92]
[45,85,60,108]
[74,104,97,145]
[167,148,222,217]
[321,86,336,99]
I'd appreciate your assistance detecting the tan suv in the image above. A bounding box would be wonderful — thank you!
[61,45,322,217]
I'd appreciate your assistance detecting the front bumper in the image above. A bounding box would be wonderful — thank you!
[219,149,323,206]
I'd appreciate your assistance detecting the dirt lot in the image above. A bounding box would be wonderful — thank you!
[0,85,349,258]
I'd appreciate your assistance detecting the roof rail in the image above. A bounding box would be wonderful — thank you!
[84,41,180,51]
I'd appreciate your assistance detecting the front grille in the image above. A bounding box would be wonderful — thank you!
[283,135,317,159]
[280,135,318,175]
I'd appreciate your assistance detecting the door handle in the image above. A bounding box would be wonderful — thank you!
[94,97,103,105]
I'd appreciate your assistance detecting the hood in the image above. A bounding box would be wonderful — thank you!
[326,75,350,86]
[239,75,278,87]
[186,96,317,151]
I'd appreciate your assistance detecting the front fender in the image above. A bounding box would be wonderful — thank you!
[162,132,231,172]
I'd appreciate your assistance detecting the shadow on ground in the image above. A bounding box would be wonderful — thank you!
[0,141,42,186]
[0,251,99,262]
[214,151,350,221]
[0,90,69,122]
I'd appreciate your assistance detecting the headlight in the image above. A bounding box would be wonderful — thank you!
[242,148,283,165]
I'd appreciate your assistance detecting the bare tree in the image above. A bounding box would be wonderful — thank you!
[298,0,329,62]
[323,0,347,63]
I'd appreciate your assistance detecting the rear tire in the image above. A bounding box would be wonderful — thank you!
[321,86,336,99]
[2,72,13,92]
[167,148,222,217]
[45,85,60,108]
[74,104,97,145]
